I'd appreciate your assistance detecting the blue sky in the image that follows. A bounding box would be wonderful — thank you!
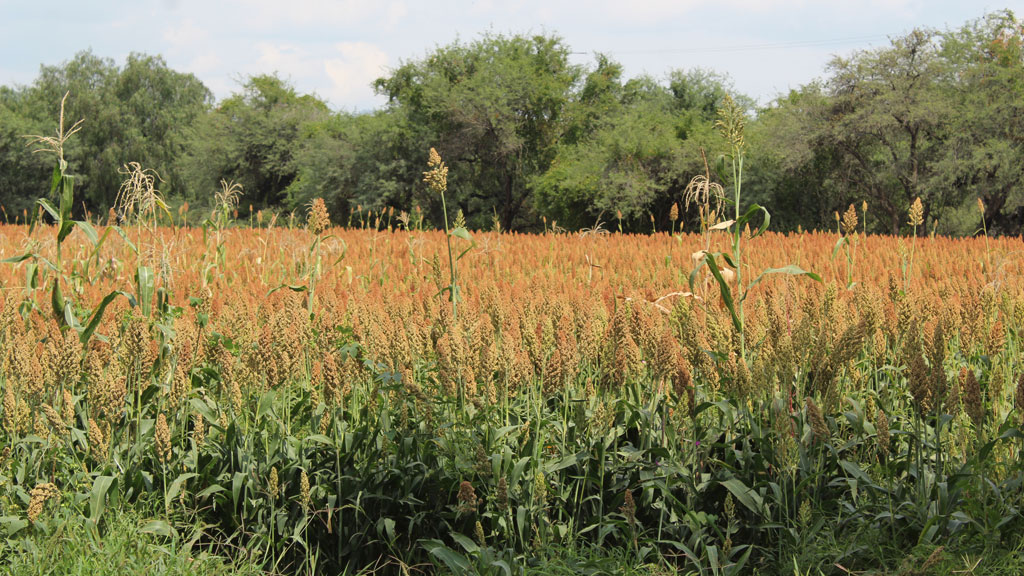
[1,1,1019,111]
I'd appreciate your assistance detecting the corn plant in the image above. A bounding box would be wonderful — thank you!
[4,92,130,346]
[689,95,820,362]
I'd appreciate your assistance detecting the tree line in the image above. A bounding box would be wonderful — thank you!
[1,9,1021,235]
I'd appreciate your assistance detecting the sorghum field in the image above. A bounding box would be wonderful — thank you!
[1,199,1023,575]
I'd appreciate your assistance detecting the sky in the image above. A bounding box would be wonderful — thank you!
[1,1,1020,112]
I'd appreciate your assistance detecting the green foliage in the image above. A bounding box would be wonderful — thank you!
[0,505,261,576]
[374,32,580,231]
[184,74,330,213]
[0,91,50,220]
[3,312,1022,574]
[534,69,728,232]
[761,10,1024,235]
[937,9,1024,235]
[6,51,211,214]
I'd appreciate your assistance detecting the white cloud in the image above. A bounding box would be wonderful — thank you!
[255,43,322,78]
[324,42,390,108]
[228,0,377,28]
[593,0,705,22]
[163,19,210,48]
[186,52,222,76]
[386,2,408,27]
[587,0,921,24]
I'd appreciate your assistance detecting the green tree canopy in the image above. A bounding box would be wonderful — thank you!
[533,67,729,232]
[373,33,581,231]
[760,10,1024,235]
[7,51,212,214]
[183,74,330,213]
[938,9,1024,234]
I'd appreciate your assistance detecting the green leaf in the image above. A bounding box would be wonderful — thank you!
[705,255,742,334]
[456,243,476,261]
[136,266,154,317]
[189,398,218,423]
[450,532,480,554]
[733,203,771,238]
[51,279,67,328]
[832,236,850,259]
[687,257,707,292]
[88,476,118,522]
[545,452,581,473]
[37,198,60,222]
[257,390,278,418]
[231,472,247,510]
[73,220,100,246]
[196,484,226,499]
[731,545,755,574]
[510,457,531,487]
[1,253,32,264]
[48,165,61,197]
[838,460,876,488]
[165,473,198,512]
[720,477,765,516]
[267,284,309,296]
[111,225,138,255]
[80,290,134,346]
[741,265,822,303]
[57,175,75,243]
[382,517,397,542]
[0,516,29,536]
[27,262,39,289]
[751,204,770,238]
[64,301,82,331]
[82,226,113,279]
[153,196,173,222]
[451,226,472,241]
[305,434,336,447]
[139,519,175,538]
[422,539,472,573]
[60,173,74,220]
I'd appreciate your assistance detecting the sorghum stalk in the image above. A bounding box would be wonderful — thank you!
[423,148,458,323]
[717,95,748,359]
[906,197,923,291]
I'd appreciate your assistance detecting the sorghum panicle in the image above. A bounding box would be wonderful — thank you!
[27,482,61,522]
[155,413,171,464]
[805,397,829,443]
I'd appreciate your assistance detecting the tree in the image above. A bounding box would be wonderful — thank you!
[824,28,953,234]
[374,33,580,230]
[756,11,1024,236]
[112,54,212,204]
[533,65,728,232]
[938,10,1024,235]
[183,74,330,212]
[668,68,734,122]
[746,85,847,232]
[0,87,50,219]
[343,108,432,218]
[1,51,211,215]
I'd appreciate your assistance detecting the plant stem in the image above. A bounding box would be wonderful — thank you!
[440,191,458,323]
[733,151,745,361]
